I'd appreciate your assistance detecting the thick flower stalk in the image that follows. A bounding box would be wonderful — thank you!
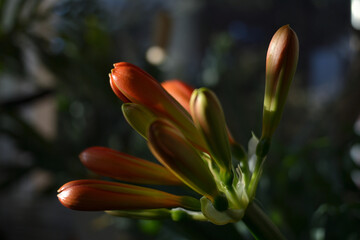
[58,25,298,240]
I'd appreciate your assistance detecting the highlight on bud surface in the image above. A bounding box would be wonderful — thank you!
[190,88,232,174]
[147,119,220,201]
[262,24,299,139]
[79,146,182,185]
[57,179,200,211]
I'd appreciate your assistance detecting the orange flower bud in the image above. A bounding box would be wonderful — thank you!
[109,73,130,102]
[57,179,200,211]
[161,80,194,113]
[262,25,299,139]
[79,146,182,185]
[110,62,206,149]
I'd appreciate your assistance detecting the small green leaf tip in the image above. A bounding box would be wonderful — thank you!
[122,103,157,139]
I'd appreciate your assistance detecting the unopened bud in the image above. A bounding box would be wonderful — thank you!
[262,25,299,139]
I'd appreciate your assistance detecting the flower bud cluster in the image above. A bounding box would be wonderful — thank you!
[58,25,298,225]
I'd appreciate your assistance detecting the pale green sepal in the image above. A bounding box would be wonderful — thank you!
[122,103,157,139]
[200,197,245,225]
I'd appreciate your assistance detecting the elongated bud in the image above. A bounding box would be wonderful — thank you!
[262,25,299,139]
[57,179,200,211]
[122,103,158,139]
[190,88,232,177]
[79,146,182,185]
[110,62,206,149]
[148,119,220,201]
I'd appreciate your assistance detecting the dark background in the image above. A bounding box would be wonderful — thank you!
[0,0,359,239]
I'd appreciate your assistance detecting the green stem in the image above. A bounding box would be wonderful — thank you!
[247,154,265,200]
[242,202,286,240]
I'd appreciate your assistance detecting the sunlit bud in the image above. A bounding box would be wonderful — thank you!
[79,147,182,185]
[110,62,206,149]
[106,209,171,220]
[122,103,158,139]
[57,179,200,211]
[190,88,232,176]
[262,25,299,139]
[148,119,220,201]
[161,80,194,113]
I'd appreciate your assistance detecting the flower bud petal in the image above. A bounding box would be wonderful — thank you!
[79,146,182,185]
[262,25,299,138]
[109,73,130,102]
[57,179,200,211]
[161,80,194,113]
[190,88,232,173]
[148,119,220,200]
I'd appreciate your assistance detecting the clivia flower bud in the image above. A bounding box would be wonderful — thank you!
[190,88,232,177]
[79,146,182,185]
[110,62,206,149]
[262,25,299,139]
[147,119,220,201]
[57,179,200,211]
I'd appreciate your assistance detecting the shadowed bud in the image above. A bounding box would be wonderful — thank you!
[190,88,232,176]
[57,179,200,211]
[110,62,206,149]
[148,119,220,201]
[161,80,194,113]
[79,147,182,185]
[162,80,235,145]
[262,25,299,139]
